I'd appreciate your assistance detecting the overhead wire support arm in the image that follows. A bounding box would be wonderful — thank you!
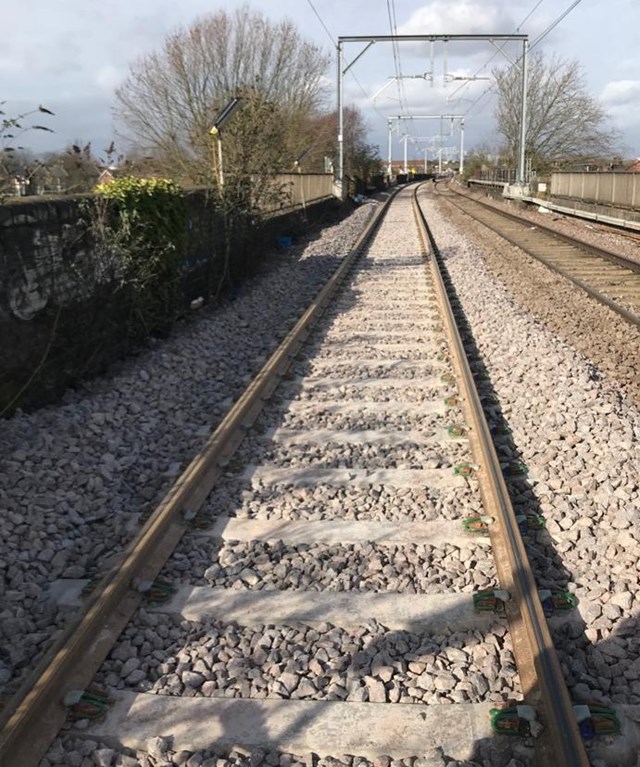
[445,74,491,83]
[373,73,433,102]
[343,41,375,74]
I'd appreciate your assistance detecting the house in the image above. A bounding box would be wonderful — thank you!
[96,166,121,185]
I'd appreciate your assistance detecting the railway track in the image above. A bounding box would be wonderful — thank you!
[2,184,630,766]
[437,185,640,328]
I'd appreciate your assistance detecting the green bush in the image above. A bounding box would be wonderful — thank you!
[93,176,186,334]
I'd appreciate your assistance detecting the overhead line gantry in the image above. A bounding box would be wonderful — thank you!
[336,33,528,196]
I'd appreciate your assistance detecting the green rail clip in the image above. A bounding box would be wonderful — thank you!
[454,462,478,478]
[191,514,212,530]
[574,704,621,739]
[441,373,455,384]
[445,395,460,407]
[463,516,492,534]
[538,589,577,617]
[133,579,176,604]
[490,704,540,737]
[138,509,153,526]
[502,461,528,478]
[183,509,212,530]
[474,589,510,613]
[447,424,468,438]
[515,514,546,533]
[64,687,112,720]
[223,459,243,474]
[80,575,102,597]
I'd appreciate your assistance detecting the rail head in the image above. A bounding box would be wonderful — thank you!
[412,183,590,767]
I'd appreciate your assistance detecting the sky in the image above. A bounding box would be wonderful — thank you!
[2,0,639,166]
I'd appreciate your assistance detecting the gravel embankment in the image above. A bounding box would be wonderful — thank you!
[464,184,640,266]
[441,189,640,409]
[424,193,640,710]
[0,202,379,697]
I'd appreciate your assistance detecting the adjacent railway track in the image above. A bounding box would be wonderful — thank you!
[0,184,612,767]
[437,185,640,328]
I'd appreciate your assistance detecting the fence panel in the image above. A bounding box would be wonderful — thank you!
[550,172,639,209]
[274,173,334,209]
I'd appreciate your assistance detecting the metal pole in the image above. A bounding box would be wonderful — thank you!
[459,119,465,175]
[438,148,442,174]
[387,119,393,180]
[518,39,528,185]
[217,137,224,189]
[424,149,427,173]
[337,41,344,199]
[403,136,408,174]
[211,138,217,187]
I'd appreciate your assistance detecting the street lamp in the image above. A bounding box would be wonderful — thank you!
[209,96,243,189]
[293,148,310,173]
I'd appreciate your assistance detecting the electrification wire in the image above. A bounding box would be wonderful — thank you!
[386,1,402,81]
[448,0,546,104]
[390,0,407,102]
[461,0,585,119]
[517,0,546,32]
[531,0,584,46]
[305,0,337,46]
[386,0,406,113]
[303,0,392,163]
[304,0,390,125]
[350,72,395,123]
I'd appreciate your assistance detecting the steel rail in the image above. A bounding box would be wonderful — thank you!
[0,193,397,767]
[441,188,640,329]
[412,184,590,767]
[452,185,640,274]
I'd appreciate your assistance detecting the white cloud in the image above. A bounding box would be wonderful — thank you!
[600,81,640,145]
[399,1,512,35]
[601,80,640,108]
[95,65,125,93]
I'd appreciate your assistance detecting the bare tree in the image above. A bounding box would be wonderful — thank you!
[342,106,382,189]
[1,102,54,196]
[287,106,381,188]
[493,51,620,170]
[115,6,331,193]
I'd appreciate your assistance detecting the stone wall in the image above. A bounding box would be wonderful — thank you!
[0,190,341,415]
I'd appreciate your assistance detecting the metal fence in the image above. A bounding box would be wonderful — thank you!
[269,173,335,211]
[550,172,640,210]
